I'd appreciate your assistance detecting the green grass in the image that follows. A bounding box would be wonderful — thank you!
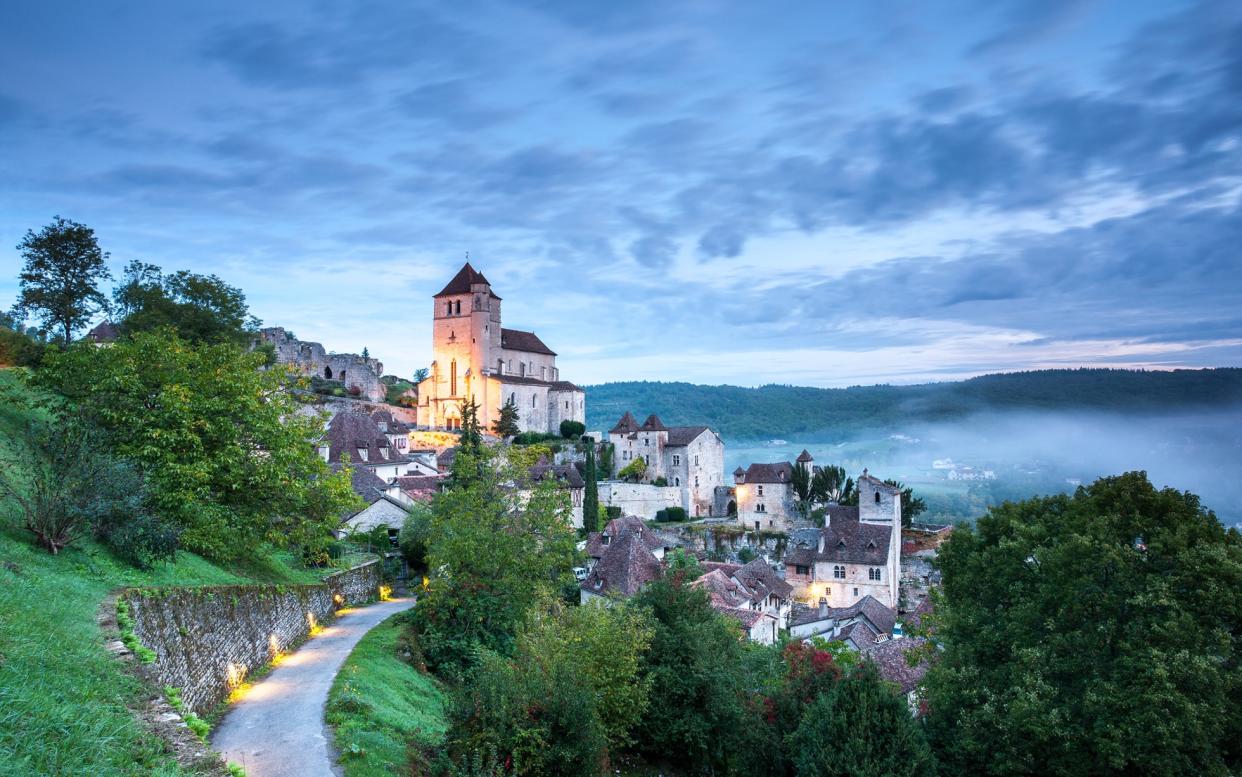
[0,368,357,775]
[326,613,447,776]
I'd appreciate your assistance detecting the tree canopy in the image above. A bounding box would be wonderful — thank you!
[16,216,112,343]
[111,260,258,345]
[923,471,1242,776]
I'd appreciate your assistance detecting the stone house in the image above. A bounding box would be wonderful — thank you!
[335,463,411,541]
[583,516,672,573]
[319,411,426,484]
[85,321,120,345]
[608,412,726,517]
[258,327,386,402]
[415,263,585,435]
[783,472,903,609]
[733,461,797,532]
[788,594,898,647]
[579,530,663,604]
[693,559,794,644]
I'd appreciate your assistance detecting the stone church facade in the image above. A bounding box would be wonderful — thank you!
[415,263,585,435]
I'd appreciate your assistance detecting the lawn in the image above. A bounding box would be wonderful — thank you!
[327,612,447,776]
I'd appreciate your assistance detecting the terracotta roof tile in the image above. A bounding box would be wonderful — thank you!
[862,637,930,694]
[580,532,662,596]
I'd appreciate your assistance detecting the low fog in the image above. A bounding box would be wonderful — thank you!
[727,407,1242,527]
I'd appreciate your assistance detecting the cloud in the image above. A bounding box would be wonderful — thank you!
[969,0,1097,57]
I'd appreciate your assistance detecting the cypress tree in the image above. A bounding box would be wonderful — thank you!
[583,442,600,533]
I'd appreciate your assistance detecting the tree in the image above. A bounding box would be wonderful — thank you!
[812,465,853,504]
[361,346,369,359]
[792,461,812,504]
[111,260,258,345]
[788,662,936,777]
[631,576,745,771]
[459,396,484,455]
[493,396,521,438]
[0,411,148,555]
[582,442,600,533]
[411,445,577,679]
[413,367,430,383]
[398,502,432,572]
[16,216,112,343]
[617,456,647,482]
[33,330,358,560]
[664,547,704,579]
[923,472,1242,776]
[884,479,926,527]
[559,420,585,439]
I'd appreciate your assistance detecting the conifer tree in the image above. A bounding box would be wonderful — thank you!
[493,396,521,438]
[583,442,599,533]
[459,397,483,455]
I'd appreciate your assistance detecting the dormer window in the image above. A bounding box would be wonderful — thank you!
[866,539,877,549]
[356,447,369,462]
[837,539,847,549]
[602,534,611,546]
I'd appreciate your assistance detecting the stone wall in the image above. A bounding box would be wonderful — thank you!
[121,560,381,716]
[258,327,386,402]
[599,481,683,518]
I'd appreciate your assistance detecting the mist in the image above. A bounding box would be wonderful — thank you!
[726,406,1242,527]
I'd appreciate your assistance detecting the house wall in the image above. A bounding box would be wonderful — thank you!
[736,481,795,532]
[547,389,585,433]
[599,481,683,518]
[120,561,381,716]
[341,498,410,535]
[677,432,725,516]
[806,561,895,609]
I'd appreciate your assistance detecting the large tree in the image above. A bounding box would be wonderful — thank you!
[923,472,1242,776]
[33,329,357,560]
[111,260,258,345]
[16,216,112,343]
[582,442,600,533]
[492,396,521,438]
[411,445,578,678]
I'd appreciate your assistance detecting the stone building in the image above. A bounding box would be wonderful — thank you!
[693,559,794,644]
[415,263,585,435]
[258,327,386,402]
[783,471,903,609]
[733,459,797,532]
[607,412,726,516]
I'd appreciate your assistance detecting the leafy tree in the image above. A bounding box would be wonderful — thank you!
[582,443,600,533]
[923,472,1242,776]
[598,442,615,480]
[884,479,926,527]
[516,600,654,752]
[788,662,936,777]
[412,446,577,679]
[0,410,153,556]
[617,456,647,482]
[33,330,358,560]
[631,576,745,771]
[493,396,521,438]
[111,260,258,345]
[812,465,852,504]
[15,216,112,343]
[398,502,432,571]
[664,547,704,579]
[413,367,430,383]
[559,420,585,439]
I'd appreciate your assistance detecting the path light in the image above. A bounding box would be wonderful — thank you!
[379,585,393,601]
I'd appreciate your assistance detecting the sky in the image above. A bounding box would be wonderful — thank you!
[1,0,1240,387]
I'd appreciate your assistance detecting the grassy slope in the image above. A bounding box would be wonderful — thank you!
[327,613,447,777]
[0,369,341,775]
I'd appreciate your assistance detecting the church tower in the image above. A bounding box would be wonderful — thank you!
[429,263,499,428]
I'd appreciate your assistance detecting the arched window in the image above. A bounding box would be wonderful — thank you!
[531,394,537,408]
[450,359,457,396]
[674,477,680,486]
[454,300,461,315]
[833,565,845,579]
[324,366,333,379]
[874,491,881,504]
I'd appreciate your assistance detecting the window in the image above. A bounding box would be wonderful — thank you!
[754,521,760,531]
[756,503,766,512]
[565,401,569,410]
[853,588,859,597]
[833,565,845,579]
[875,491,881,504]
[674,477,680,486]
[644,438,649,446]
[602,534,610,546]
[541,366,546,380]
[794,565,809,576]
[694,476,699,487]
[531,395,537,408]
[672,455,681,466]
[497,359,504,374]
[694,455,699,466]
[758,485,765,496]
[450,360,457,396]
[869,567,882,581]
[520,362,526,377]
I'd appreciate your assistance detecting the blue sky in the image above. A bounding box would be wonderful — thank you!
[1,0,1240,386]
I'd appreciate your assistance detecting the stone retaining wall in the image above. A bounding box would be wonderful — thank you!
[120,560,381,715]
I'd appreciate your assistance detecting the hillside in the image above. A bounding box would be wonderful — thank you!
[585,368,1242,440]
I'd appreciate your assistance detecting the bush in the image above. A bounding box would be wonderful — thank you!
[606,506,622,519]
[655,506,687,523]
[98,511,182,570]
[512,431,560,446]
[559,420,585,439]
[652,476,668,486]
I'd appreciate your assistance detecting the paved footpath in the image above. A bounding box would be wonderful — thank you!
[211,597,416,777]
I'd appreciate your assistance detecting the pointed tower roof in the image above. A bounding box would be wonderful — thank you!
[796,449,814,463]
[733,466,746,477]
[435,262,500,298]
[610,411,640,434]
[641,414,668,432]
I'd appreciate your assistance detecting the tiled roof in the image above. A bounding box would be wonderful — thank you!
[501,328,556,356]
[585,516,665,558]
[437,447,457,470]
[733,558,794,600]
[332,462,389,502]
[824,504,861,524]
[85,321,120,342]
[435,262,499,298]
[839,620,879,649]
[395,475,444,495]
[862,637,930,694]
[549,380,582,392]
[326,412,406,466]
[610,412,640,434]
[788,595,896,636]
[640,414,667,432]
[370,410,411,433]
[666,426,710,446]
[580,531,662,597]
[744,462,794,484]
[796,449,814,463]
[785,517,892,566]
[859,472,902,493]
[713,604,772,630]
[528,458,585,489]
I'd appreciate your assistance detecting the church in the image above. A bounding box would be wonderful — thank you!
[415,263,585,435]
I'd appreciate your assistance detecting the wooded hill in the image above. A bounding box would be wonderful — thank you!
[584,368,1242,440]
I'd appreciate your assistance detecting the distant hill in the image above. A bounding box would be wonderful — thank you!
[585,368,1242,440]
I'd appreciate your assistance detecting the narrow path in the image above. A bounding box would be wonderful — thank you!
[211,597,415,777]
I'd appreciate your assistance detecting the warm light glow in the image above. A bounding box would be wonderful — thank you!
[226,662,247,690]
[268,634,280,657]
[307,612,323,636]
[378,585,393,601]
[421,576,429,590]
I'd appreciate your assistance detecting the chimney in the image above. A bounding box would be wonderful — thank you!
[818,598,828,617]
[818,533,825,553]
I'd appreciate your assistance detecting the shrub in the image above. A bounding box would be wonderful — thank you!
[512,431,560,446]
[98,511,182,570]
[652,476,668,487]
[606,506,622,519]
[617,457,647,482]
[655,506,687,523]
[559,420,585,439]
